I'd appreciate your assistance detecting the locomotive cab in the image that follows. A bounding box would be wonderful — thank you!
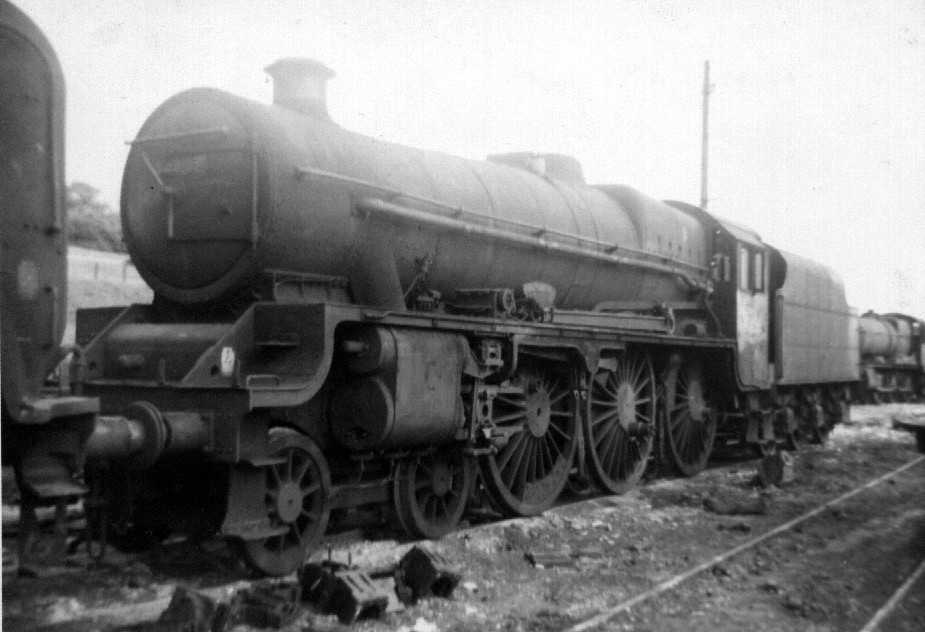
[711,219,773,389]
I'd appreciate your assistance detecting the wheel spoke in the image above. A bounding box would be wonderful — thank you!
[595,419,617,447]
[593,408,620,427]
[516,440,536,492]
[524,439,538,486]
[269,465,282,488]
[548,421,570,441]
[505,434,530,480]
[294,457,311,483]
[494,411,528,424]
[602,425,621,475]
[495,395,525,407]
[549,388,570,406]
[544,431,563,462]
[498,432,527,473]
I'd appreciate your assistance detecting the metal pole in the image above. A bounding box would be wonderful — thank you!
[700,60,711,211]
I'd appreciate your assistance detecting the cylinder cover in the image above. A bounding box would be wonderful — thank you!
[328,328,469,450]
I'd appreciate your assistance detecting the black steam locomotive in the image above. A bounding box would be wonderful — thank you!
[856,312,924,402]
[2,0,876,576]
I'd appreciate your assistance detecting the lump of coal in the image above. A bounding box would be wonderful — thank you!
[394,546,461,604]
[156,586,218,632]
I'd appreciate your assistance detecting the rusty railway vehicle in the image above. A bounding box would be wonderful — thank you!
[855,312,924,403]
[2,0,862,576]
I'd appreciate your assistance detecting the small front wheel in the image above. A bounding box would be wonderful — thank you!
[241,428,331,576]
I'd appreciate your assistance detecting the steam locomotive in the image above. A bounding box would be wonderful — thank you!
[1,0,873,576]
[856,312,924,402]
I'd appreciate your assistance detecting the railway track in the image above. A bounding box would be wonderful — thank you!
[566,454,925,632]
[13,450,921,630]
[6,406,922,631]
[859,557,925,632]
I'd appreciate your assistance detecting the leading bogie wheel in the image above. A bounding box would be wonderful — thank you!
[584,351,656,494]
[241,428,331,576]
[660,356,716,477]
[393,448,474,539]
[479,362,579,516]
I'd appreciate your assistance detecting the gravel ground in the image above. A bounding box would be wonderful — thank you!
[2,403,923,632]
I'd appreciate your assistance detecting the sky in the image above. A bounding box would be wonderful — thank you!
[16,0,925,316]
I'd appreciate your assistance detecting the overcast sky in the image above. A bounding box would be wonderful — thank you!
[17,0,925,316]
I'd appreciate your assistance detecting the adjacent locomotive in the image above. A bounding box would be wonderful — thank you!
[856,312,924,402]
[64,59,859,574]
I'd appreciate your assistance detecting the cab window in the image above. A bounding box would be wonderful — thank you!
[738,245,765,292]
[738,246,749,291]
[753,251,764,291]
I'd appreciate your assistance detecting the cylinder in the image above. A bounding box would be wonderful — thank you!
[328,328,468,450]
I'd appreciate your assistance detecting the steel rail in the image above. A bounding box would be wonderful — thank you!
[565,454,925,632]
[857,555,925,632]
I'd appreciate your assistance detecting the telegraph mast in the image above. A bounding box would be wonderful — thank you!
[700,60,712,211]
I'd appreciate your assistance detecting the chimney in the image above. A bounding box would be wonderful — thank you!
[265,58,335,118]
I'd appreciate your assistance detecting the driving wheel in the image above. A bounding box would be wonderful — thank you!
[584,351,656,494]
[479,363,579,516]
[660,357,716,476]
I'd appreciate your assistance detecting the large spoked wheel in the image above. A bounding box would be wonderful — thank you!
[584,352,656,494]
[394,448,474,539]
[480,363,579,516]
[660,357,716,476]
[241,428,330,576]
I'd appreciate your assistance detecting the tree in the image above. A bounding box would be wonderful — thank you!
[66,182,124,252]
